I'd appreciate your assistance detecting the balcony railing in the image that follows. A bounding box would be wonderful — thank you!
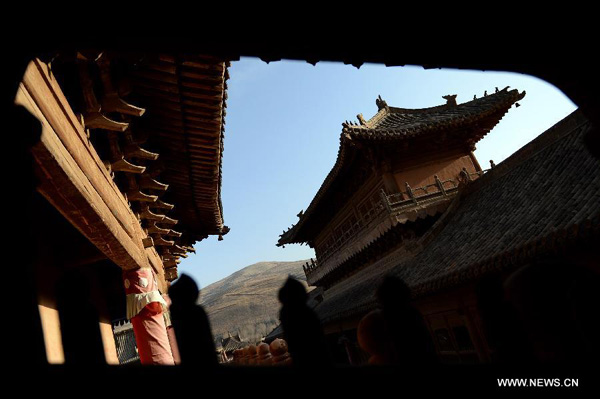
[384,169,486,215]
[306,168,488,282]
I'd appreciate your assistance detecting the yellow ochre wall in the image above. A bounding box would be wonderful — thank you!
[393,155,477,191]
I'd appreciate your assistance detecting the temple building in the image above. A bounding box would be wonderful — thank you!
[277,89,600,364]
[15,52,229,364]
[218,331,249,362]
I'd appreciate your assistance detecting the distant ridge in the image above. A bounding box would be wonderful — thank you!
[199,260,309,346]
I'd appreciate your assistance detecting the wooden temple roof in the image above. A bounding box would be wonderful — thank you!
[277,88,525,246]
[220,335,248,353]
[313,110,600,324]
[345,87,525,139]
[128,54,230,242]
[18,52,230,286]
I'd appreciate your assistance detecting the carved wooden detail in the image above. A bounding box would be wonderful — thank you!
[70,53,197,276]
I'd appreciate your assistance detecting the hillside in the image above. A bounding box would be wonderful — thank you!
[199,260,309,346]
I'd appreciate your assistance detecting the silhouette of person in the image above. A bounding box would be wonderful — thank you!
[357,309,396,365]
[278,276,332,367]
[169,274,217,367]
[375,275,437,365]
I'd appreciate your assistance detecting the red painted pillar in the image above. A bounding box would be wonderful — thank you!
[123,268,174,365]
[162,294,181,364]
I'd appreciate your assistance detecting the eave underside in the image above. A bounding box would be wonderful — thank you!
[130,54,229,241]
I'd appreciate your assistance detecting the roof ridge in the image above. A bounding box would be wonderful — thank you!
[363,107,388,128]
[402,109,591,287]
[468,109,587,192]
[391,110,588,272]
[355,87,523,131]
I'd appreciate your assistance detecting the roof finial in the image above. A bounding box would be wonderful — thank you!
[442,94,457,106]
[495,87,499,93]
[490,160,496,168]
[357,113,366,125]
[473,94,477,100]
[484,90,488,97]
[376,95,388,110]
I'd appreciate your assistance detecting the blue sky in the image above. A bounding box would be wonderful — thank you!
[180,57,577,289]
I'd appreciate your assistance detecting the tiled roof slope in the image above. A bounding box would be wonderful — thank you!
[278,88,525,246]
[315,109,600,324]
[221,336,248,352]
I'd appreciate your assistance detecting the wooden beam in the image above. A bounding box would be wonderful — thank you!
[19,94,148,270]
[152,199,175,210]
[140,204,165,221]
[146,221,170,235]
[21,60,141,241]
[142,237,154,248]
[16,59,168,293]
[97,53,146,117]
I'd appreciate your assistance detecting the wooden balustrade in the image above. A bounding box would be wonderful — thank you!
[311,170,489,276]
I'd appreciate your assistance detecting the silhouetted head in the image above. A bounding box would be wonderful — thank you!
[278,276,307,305]
[168,273,200,305]
[376,275,411,308]
[357,309,391,358]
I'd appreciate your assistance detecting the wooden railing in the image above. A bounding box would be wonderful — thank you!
[303,258,319,275]
[384,170,487,212]
[113,323,140,365]
[307,169,488,281]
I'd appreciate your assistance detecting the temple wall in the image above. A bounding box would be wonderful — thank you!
[393,154,477,190]
[314,173,383,251]
[414,283,490,363]
[313,152,479,264]
[320,282,492,364]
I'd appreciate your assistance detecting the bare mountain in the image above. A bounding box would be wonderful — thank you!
[199,260,309,346]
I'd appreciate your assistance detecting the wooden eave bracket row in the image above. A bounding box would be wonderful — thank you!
[17,58,173,292]
[75,52,195,282]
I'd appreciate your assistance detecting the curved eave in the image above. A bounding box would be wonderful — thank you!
[277,133,356,246]
[131,54,230,242]
[345,88,526,139]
